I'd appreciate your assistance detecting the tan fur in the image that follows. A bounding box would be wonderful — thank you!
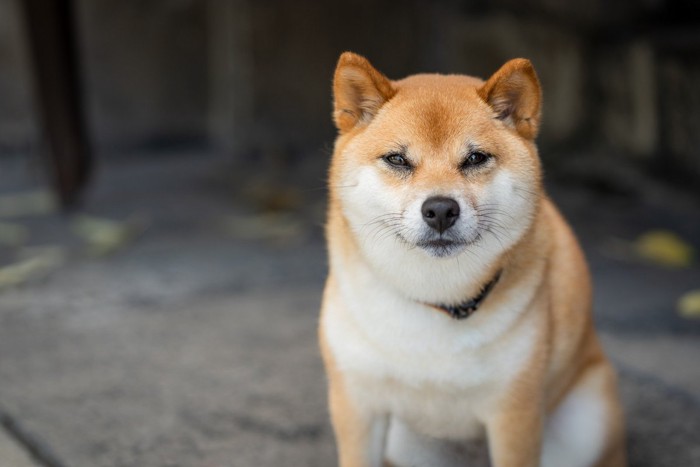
[320,52,626,467]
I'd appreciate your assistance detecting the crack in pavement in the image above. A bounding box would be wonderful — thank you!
[0,407,69,467]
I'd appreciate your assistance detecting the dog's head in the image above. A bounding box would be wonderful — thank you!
[329,52,543,299]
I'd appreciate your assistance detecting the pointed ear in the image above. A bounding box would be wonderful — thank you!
[477,59,542,140]
[333,52,396,133]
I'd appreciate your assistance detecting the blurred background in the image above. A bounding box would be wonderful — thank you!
[0,1,699,466]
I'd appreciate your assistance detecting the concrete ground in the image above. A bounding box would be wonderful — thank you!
[0,152,699,466]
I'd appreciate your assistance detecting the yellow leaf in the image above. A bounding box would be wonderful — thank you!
[0,247,64,290]
[678,290,700,318]
[634,230,694,268]
[0,222,29,247]
[0,191,55,218]
[222,213,305,243]
[71,215,146,256]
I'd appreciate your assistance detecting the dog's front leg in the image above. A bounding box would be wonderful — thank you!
[486,405,543,467]
[328,375,388,467]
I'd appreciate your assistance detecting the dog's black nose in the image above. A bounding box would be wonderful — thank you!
[421,197,460,233]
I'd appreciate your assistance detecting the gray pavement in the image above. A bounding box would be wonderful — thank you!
[0,152,699,466]
[0,430,38,467]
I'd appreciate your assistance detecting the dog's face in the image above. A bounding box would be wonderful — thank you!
[329,53,543,299]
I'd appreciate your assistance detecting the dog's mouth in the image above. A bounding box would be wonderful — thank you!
[417,238,461,249]
[414,235,479,258]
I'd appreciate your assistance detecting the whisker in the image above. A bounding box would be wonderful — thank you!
[477,207,515,221]
[483,227,506,249]
[513,185,539,197]
[478,219,511,237]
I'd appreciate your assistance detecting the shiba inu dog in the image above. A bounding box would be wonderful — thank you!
[319,52,626,467]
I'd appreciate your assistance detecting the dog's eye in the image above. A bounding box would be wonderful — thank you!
[461,151,489,169]
[383,153,412,169]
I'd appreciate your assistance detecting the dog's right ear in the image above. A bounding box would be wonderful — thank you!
[333,52,395,133]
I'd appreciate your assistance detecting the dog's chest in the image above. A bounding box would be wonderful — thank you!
[362,375,489,440]
[324,279,539,439]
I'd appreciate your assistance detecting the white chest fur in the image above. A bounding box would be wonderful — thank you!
[322,258,543,440]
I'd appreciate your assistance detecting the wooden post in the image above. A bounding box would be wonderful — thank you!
[22,0,92,209]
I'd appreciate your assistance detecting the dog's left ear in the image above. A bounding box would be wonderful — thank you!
[333,52,396,133]
[477,59,542,140]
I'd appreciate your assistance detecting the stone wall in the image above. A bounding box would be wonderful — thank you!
[0,0,699,181]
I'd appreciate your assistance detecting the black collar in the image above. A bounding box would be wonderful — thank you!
[427,270,503,320]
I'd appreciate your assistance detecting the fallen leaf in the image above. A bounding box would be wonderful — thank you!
[678,290,700,318]
[634,230,694,268]
[71,215,146,256]
[0,222,29,247]
[223,212,306,243]
[0,246,65,290]
[0,191,55,218]
[241,181,303,212]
